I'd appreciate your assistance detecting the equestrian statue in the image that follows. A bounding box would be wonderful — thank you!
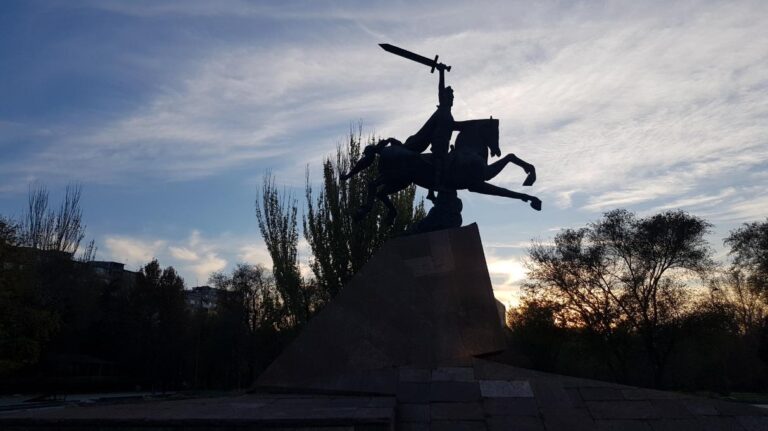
[342,44,541,233]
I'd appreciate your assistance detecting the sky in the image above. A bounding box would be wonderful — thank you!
[1,0,767,306]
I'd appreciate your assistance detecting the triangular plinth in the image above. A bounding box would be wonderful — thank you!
[256,223,505,392]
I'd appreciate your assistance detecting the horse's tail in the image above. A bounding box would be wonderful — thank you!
[342,138,400,181]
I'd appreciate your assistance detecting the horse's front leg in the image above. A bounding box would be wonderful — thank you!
[467,181,542,211]
[484,153,536,186]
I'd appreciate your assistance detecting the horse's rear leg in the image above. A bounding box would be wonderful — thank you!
[377,181,410,226]
[354,177,384,221]
[467,181,542,211]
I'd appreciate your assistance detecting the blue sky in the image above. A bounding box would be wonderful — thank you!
[1,0,767,304]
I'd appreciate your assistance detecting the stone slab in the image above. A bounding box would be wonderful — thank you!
[430,402,484,421]
[429,381,482,402]
[482,397,538,416]
[479,380,534,398]
[397,403,430,422]
[432,367,476,382]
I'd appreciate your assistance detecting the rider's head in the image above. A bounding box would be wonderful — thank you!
[439,86,454,107]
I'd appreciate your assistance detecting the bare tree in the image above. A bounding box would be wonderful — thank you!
[22,184,88,257]
[24,184,54,250]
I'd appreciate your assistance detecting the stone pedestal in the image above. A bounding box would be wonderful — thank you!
[256,223,506,393]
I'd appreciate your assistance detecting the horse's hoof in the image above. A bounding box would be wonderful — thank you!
[530,197,542,211]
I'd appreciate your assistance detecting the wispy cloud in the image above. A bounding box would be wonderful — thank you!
[5,1,765,222]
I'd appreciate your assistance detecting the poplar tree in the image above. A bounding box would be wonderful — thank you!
[303,130,425,299]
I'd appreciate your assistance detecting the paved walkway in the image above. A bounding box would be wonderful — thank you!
[390,358,768,430]
[2,357,766,430]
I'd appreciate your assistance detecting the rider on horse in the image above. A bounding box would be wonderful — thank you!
[402,63,453,201]
[340,63,453,188]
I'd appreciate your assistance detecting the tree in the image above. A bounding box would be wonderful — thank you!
[208,264,284,387]
[210,263,283,333]
[304,130,425,299]
[18,184,96,261]
[718,219,768,369]
[526,209,713,387]
[255,174,306,326]
[0,216,19,248]
[506,299,566,372]
[725,219,768,298]
[707,269,766,334]
[0,217,59,374]
[127,259,187,390]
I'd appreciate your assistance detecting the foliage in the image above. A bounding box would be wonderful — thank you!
[0,222,60,374]
[210,263,283,332]
[304,130,425,299]
[0,184,98,376]
[0,216,19,247]
[725,219,768,299]
[707,269,767,334]
[525,209,713,387]
[206,264,287,386]
[255,174,308,326]
[126,260,188,390]
[505,299,565,372]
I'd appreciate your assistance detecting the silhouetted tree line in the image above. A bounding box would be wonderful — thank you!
[505,209,768,393]
[7,139,765,396]
[0,132,424,392]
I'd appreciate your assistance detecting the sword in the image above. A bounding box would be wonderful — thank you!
[379,43,451,73]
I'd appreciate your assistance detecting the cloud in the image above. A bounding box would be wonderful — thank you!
[101,230,271,284]
[98,228,317,286]
[169,246,200,261]
[650,187,737,213]
[238,244,271,266]
[695,188,768,223]
[485,241,533,249]
[170,230,230,283]
[103,236,166,268]
[188,253,227,284]
[487,255,528,288]
[485,246,530,308]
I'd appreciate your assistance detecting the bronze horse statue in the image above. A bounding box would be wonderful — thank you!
[342,118,542,225]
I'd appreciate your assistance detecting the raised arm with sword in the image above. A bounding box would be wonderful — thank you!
[380,43,454,201]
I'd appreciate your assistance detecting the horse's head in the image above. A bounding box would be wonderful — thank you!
[454,118,500,159]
